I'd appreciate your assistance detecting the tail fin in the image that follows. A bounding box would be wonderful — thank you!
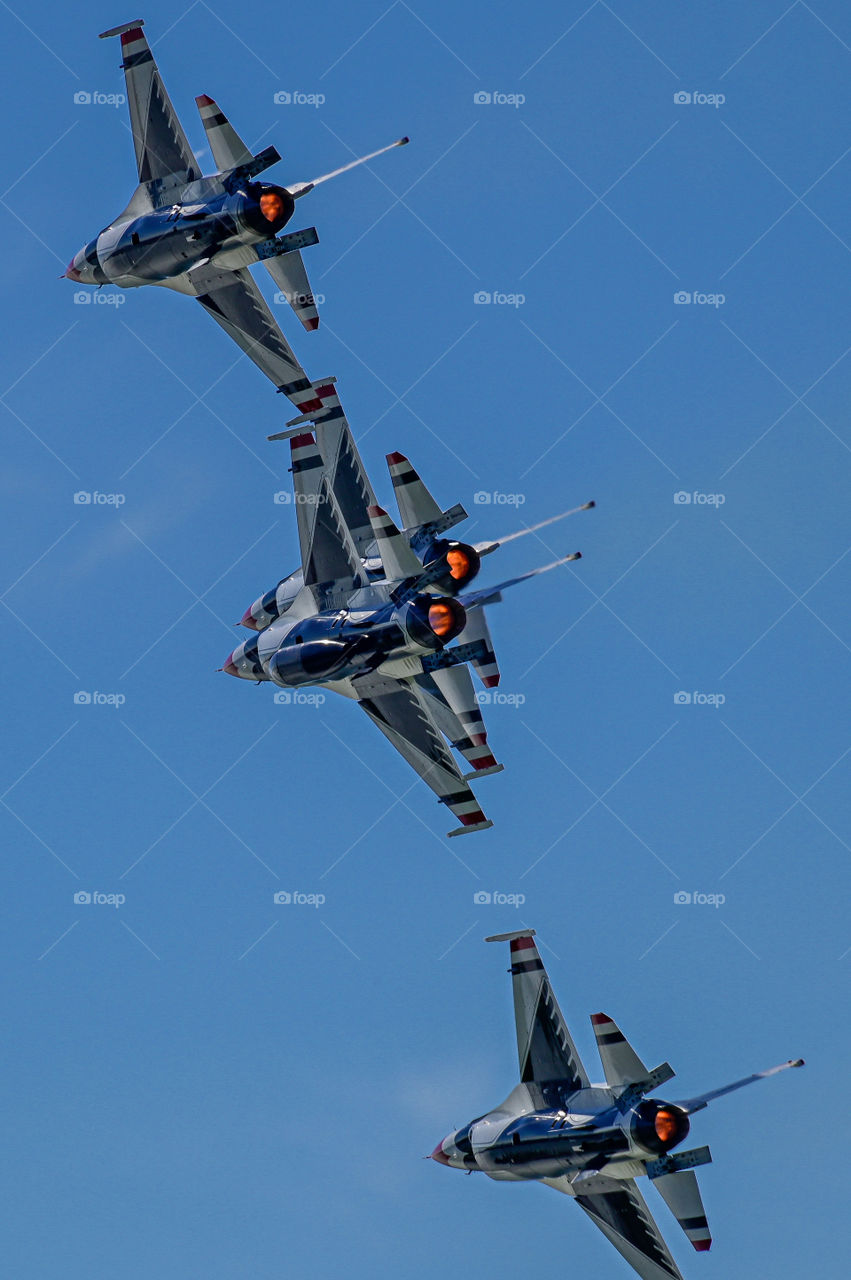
[367,506,423,581]
[590,1013,652,1088]
[195,94,252,169]
[386,452,443,527]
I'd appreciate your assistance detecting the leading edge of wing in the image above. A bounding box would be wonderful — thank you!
[352,672,492,836]
[546,1175,684,1280]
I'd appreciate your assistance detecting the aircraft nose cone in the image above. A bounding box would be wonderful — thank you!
[239,607,258,629]
[429,1140,451,1166]
[63,257,83,282]
[222,651,239,677]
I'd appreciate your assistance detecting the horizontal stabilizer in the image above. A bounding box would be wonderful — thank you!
[256,227,320,261]
[591,1013,651,1089]
[652,1169,712,1252]
[646,1146,712,1179]
[195,94,252,170]
[264,248,319,331]
[616,1062,676,1112]
[225,145,281,189]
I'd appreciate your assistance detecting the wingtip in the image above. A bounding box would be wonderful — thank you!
[195,93,215,107]
[303,317,320,332]
[693,1240,712,1252]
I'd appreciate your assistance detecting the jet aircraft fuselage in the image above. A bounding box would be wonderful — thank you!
[226,592,468,689]
[434,1085,691,1183]
[66,176,295,289]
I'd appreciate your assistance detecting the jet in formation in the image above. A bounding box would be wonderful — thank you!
[431,930,803,1278]
[221,380,593,835]
[64,19,408,414]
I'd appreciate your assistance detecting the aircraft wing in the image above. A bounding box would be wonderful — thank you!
[191,268,316,409]
[545,1175,683,1280]
[486,932,590,1092]
[287,432,365,596]
[351,671,492,836]
[100,22,200,190]
[285,381,377,561]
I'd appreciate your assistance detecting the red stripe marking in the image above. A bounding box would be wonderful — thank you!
[296,397,322,413]
[386,451,407,465]
[693,1241,711,1252]
[367,505,386,518]
[120,28,144,45]
[590,1013,612,1025]
[459,810,486,826]
[470,754,497,769]
[315,384,335,399]
[482,675,500,688]
[510,936,536,952]
[290,433,315,450]
[304,317,319,331]
[195,94,215,107]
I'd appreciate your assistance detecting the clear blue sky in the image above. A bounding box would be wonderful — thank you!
[1,2,849,1276]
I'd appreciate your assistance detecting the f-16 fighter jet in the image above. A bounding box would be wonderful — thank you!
[431,930,804,1278]
[221,381,593,835]
[64,19,408,412]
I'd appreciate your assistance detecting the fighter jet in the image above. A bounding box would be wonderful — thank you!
[221,380,593,835]
[430,930,804,1278]
[64,19,408,413]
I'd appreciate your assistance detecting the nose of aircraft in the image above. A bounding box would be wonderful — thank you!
[239,606,258,629]
[63,255,83,282]
[221,651,239,677]
[429,1139,452,1166]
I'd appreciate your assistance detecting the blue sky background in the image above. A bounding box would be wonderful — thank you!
[1,1,849,1276]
